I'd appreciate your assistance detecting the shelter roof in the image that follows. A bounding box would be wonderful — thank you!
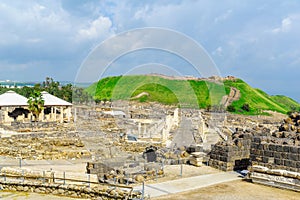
[0,90,29,106]
[41,91,72,106]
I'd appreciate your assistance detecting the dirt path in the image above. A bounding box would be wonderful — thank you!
[134,172,240,198]
[221,87,240,107]
[153,180,300,200]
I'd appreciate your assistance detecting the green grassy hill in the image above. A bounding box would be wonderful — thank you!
[86,75,300,114]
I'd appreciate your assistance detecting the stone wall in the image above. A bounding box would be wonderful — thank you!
[209,129,252,171]
[0,180,141,199]
[250,136,300,173]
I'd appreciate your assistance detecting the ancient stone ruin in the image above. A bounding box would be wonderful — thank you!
[208,112,300,191]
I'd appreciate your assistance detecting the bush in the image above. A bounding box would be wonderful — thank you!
[227,105,236,112]
[242,103,250,112]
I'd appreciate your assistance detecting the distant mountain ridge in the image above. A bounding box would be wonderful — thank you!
[86,74,300,115]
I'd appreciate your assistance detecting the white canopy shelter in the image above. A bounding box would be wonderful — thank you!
[41,91,72,106]
[0,90,28,107]
[41,91,72,122]
[0,91,72,123]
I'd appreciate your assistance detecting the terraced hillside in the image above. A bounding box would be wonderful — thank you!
[86,75,300,114]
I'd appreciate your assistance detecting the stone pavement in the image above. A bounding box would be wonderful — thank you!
[134,172,241,198]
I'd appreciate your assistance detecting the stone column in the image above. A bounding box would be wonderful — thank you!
[4,107,9,123]
[67,107,71,122]
[138,122,141,137]
[74,107,77,122]
[143,123,147,138]
[54,107,57,121]
[51,107,54,121]
[60,107,64,123]
[40,109,45,122]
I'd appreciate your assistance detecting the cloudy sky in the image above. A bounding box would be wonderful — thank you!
[0,0,299,101]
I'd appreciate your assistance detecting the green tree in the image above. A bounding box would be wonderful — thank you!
[61,83,72,102]
[27,90,44,122]
[43,77,60,97]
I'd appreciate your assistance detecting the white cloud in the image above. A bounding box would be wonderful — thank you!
[212,46,223,56]
[76,16,114,41]
[214,9,232,23]
[26,38,42,43]
[134,5,150,20]
[272,17,292,33]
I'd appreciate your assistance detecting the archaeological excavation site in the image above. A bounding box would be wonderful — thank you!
[0,78,300,199]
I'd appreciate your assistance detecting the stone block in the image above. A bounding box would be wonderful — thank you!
[269,144,276,151]
[284,159,291,167]
[264,151,274,157]
[263,144,269,150]
[250,155,256,161]
[290,153,298,161]
[290,146,298,154]
[210,154,216,159]
[253,137,261,143]
[281,152,288,159]
[251,143,258,149]
[283,145,290,152]
[296,162,300,168]
[274,152,281,159]
[274,158,283,165]
[290,161,297,168]
[219,156,227,162]
[262,157,269,163]
[276,145,283,152]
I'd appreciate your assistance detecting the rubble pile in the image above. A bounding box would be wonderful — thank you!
[279,112,300,133]
[87,157,164,184]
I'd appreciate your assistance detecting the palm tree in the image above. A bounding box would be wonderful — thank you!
[27,90,44,122]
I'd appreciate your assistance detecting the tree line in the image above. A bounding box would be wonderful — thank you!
[0,77,92,103]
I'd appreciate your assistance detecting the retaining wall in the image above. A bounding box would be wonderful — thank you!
[0,180,140,200]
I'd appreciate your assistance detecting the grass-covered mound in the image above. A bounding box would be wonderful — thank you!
[86,75,300,114]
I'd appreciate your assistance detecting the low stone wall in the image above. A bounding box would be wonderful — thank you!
[10,121,58,131]
[249,165,300,192]
[0,180,140,199]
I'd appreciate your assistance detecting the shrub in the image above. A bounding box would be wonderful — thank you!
[242,103,250,112]
[227,105,236,112]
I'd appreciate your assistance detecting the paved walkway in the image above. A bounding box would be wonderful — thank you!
[134,172,241,198]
